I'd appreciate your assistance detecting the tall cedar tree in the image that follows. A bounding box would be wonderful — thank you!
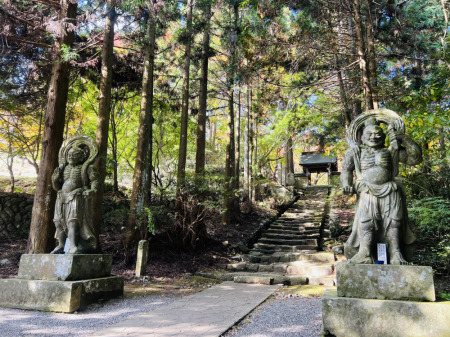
[223,1,240,225]
[195,0,212,177]
[92,0,117,250]
[176,0,194,190]
[126,3,158,257]
[27,0,78,253]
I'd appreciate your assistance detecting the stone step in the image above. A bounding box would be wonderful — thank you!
[295,251,335,263]
[265,228,320,235]
[262,232,320,240]
[276,218,323,224]
[308,276,336,287]
[247,250,327,264]
[253,243,317,252]
[283,209,325,214]
[248,251,335,264]
[228,262,334,277]
[197,272,308,286]
[279,215,323,220]
[288,204,326,209]
[258,238,318,246]
[286,261,334,277]
[213,265,335,285]
[269,224,321,231]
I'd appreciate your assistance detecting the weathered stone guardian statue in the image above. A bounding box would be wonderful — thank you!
[51,135,99,254]
[341,109,422,265]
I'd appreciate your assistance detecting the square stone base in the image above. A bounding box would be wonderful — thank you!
[18,254,113,281]
[336,262,435,301]
[322,289,450,337]
[0,276,123,312]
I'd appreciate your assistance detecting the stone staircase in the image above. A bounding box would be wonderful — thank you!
[201,186,337,286]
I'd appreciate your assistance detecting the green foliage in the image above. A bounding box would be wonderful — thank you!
[409,197,450,272]
[60,44,79,62]
[438,292,450,301]
[137,207,156,236]
[409,197,450,241]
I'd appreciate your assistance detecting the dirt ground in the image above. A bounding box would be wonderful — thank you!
[0,207,267,296]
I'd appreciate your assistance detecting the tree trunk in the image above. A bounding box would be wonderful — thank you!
[363,0,378,109]
[177,0,194,190]
[287,137,294,174]
[92,0,116,250]
[7,136,15,193]
[243,86,250,197]
[439,127,446,160]
[285,140,290,181]
[110,109,119,193]
[329,18,352,127]
[351,0,374,110]
[223,89,236,225]
[223,2,240,224]
[252,90,258,197]
[235,89,241,187]
[249,87,254,200]
[195,1,211,178]
[27,0,78,254]
[211,119,216,151]
[126,9,156,255]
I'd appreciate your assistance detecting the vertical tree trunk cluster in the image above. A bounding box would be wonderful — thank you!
[27,0,78,253]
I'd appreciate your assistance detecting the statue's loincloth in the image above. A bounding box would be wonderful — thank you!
[346,179,415,250]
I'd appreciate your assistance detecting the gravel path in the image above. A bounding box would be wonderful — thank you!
[0,291,323,337]
[0,295,176,337]
[223,294,323,337]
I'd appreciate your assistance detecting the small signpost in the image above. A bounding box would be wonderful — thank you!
[377,243,387,264]
[135,240,149,277]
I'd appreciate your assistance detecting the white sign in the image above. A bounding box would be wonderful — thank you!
[377,243,387,264]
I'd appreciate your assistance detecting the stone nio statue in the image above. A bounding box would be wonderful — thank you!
[341,109,422,265]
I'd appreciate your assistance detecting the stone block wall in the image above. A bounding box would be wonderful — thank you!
[0,193,34,241]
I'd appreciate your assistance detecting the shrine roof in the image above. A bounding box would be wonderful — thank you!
[299,152,337,166]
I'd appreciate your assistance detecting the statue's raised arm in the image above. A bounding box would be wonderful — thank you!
[342,109,421,265]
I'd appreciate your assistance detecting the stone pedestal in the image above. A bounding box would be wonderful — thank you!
[336,263,435,301]
[322,263,450,337]
[0,254,123,313]
[322,289,450,337]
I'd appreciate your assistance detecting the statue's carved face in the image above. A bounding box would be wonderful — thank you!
[362,125,385,148]
[68,148,86,165]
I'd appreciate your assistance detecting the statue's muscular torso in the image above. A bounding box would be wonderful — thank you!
[360,147,393,185]
[61,165,83,194]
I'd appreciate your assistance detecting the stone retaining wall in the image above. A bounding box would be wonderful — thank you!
[0,192,34,241]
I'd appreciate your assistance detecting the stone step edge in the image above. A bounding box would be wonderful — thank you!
[197,272,335,286]
[224,262,335,277]
[197,272,308,285]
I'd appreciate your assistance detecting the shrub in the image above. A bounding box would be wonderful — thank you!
[409,197,450,272]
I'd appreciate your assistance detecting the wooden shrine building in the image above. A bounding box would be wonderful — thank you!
[297,151,339,186]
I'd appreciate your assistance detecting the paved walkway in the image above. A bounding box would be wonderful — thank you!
[94,281,281,337]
